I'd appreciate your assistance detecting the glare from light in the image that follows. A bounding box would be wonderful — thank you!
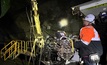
[72,7,75,11]
[59,18,68,28]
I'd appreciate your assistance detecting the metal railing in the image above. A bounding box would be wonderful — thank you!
[0,40,35,61]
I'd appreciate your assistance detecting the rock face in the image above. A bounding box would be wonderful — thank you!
[0,0,83,45]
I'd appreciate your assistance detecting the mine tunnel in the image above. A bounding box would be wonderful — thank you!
[0,0,107,65]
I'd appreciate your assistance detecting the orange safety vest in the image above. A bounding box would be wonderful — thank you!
[80,26,100,45]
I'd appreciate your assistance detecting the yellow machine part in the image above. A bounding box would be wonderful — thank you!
[69,39,74,53]
[32,0,44,48]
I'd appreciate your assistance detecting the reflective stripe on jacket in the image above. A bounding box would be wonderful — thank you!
[80,26,100,45]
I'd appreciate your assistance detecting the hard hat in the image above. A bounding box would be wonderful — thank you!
[98,11,107,23]
[84,14,95,23]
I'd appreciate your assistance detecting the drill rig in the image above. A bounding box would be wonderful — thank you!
[29,0,75,64]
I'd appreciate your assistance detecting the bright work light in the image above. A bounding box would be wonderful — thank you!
[59,18,68,28]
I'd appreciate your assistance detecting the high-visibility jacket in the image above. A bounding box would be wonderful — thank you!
[80,25,100,45]
[74,25,103,57]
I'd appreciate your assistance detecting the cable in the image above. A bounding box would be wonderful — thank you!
[38,48,43,65]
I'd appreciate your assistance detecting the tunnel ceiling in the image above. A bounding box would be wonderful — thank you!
[0,0,92,43]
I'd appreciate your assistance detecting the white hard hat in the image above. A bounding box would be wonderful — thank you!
[84,14,95,23]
